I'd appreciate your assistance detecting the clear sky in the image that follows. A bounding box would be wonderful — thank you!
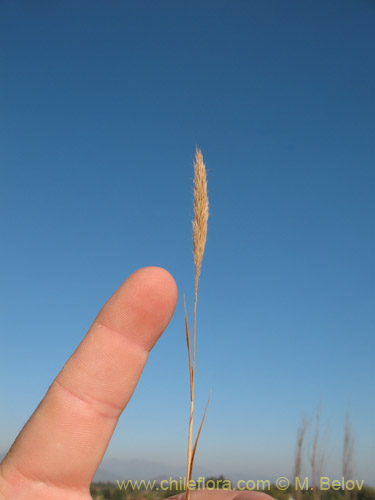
[1,0,374,486]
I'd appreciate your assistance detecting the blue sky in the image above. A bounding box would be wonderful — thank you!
[1,0,374,486]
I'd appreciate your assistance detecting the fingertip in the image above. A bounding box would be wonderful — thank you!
[97,266,178,351]
[126,266,178,327]
[133,266,178,308]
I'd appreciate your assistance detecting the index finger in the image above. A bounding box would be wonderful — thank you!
[0,267,177,492]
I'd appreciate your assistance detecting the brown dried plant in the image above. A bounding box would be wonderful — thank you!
[343,409,355,500]
[310,406,327,500]
[185,147,210,500]
[294,414,308,500]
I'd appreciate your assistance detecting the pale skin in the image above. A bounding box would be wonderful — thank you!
[0,267,272,500]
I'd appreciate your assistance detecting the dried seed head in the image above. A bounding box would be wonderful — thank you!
[193,147,209,278]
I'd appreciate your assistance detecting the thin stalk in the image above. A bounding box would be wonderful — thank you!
[185,296,194,487]
[185,148,209,500]
[187,275,198,497]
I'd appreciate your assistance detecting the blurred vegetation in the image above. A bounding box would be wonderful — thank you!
[90,479,375,500]
[268,484,375,500]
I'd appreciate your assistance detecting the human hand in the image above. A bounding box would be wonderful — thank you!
[0,267,177,499]
[0,266,273,500]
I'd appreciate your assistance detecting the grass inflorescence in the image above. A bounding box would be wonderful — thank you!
[185,147,210,500]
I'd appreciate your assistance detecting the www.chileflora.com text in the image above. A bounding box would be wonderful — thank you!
[116,476,365,492]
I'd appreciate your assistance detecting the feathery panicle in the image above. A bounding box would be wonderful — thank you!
[193,148,209,279]
[185,147,210,500]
